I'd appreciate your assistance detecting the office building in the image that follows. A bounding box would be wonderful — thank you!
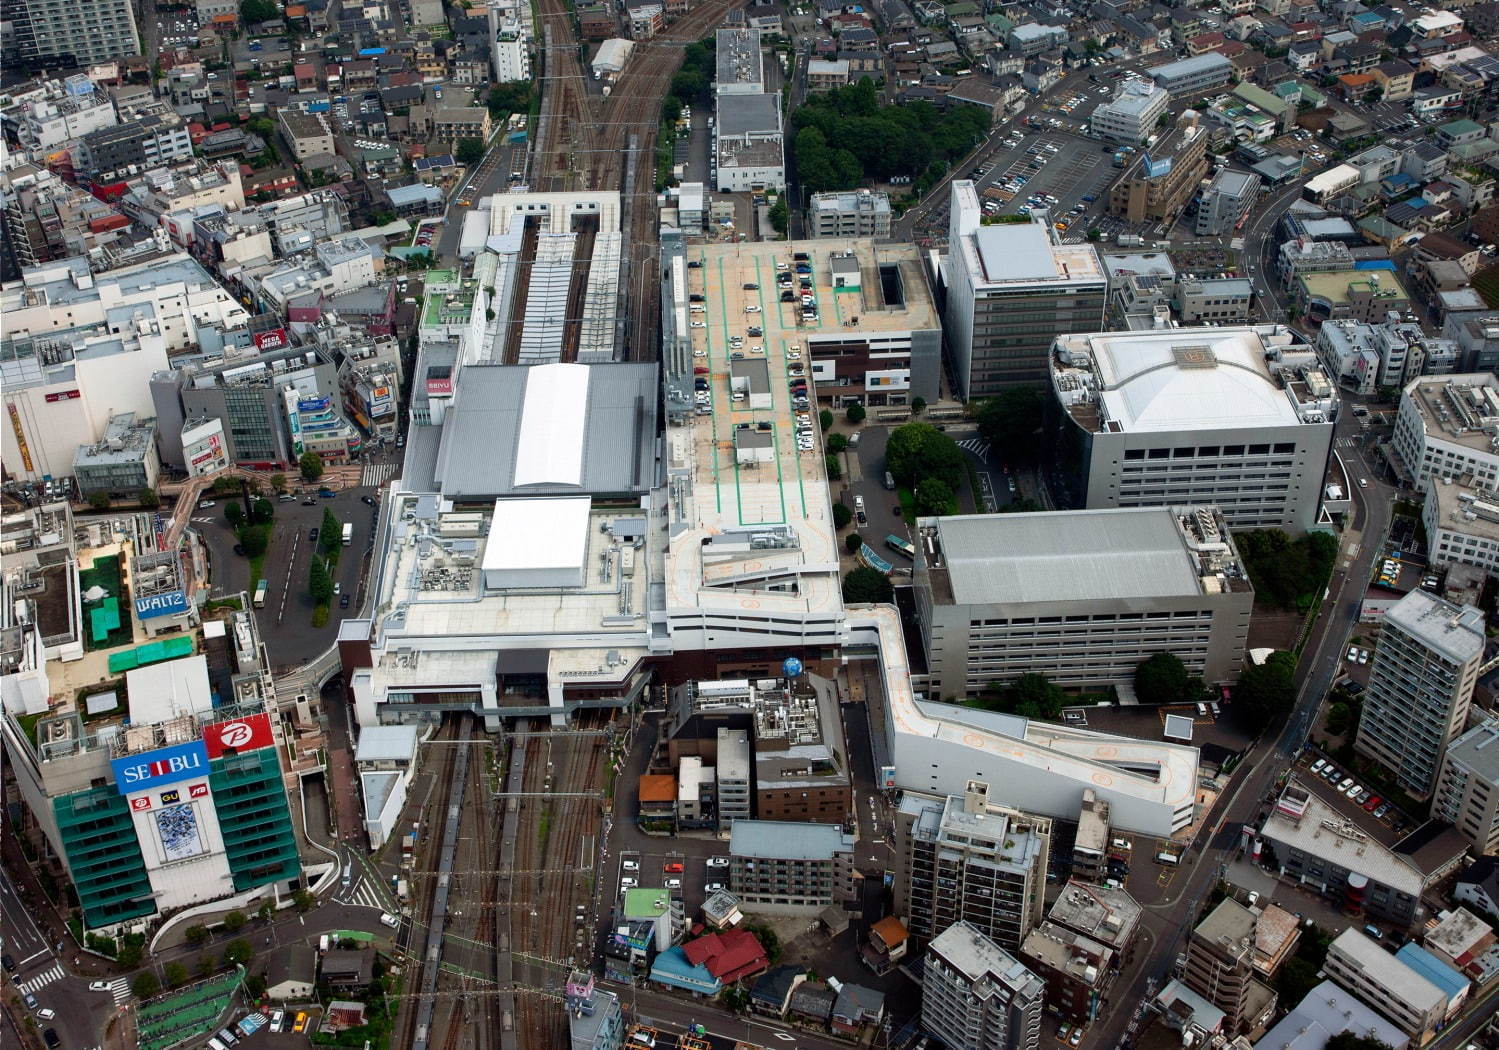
[1196,170,1261,236]
[1046,880,1142,970]
[1092,81,1169,145]
[714,93,785,192]
[1259,782,1428,926]
[914,506,1252,698]
[1354,589,1485,800]
[1295,270,1412,326]
[895,781,1052,952]
[1423,474,1499,574]
[1047,326,1337,532]
[1150,53,1233,96]
[717,728,751,826]
[1184,899,1280,1033]
[1393,374,1499,488]
[78,118,194,182]
[1435,720,1499,855]
[1072,791,1110,883]
[922,922,1044,1050]
[715,28,764,94]
[72,413,160,499]
[1020,922,1116,1023]
[1107,117,1210,226]
[943,185,1107,393]
[1324,929,1446,1042]
[567,970,625,1050]
[727,820,855,914]
[0,646,300,933]
[808,190,892,239]
[1175,278,1254,324]
[5,0,139,66]
[749,682,851,824]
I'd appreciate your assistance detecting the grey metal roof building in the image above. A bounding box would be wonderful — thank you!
[914,506,1253,697]
[430,362,658,500]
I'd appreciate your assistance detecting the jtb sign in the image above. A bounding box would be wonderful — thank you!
[111,740,209,794]
[134,590,189,620]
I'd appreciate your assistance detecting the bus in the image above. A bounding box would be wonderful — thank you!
[253,579,268,607]
[886,534,916,559]
[341,522,353,547]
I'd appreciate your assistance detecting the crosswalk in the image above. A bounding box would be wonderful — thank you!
[361,463,398,488]
[344,877,392,912]
[104,977,131,1006]
[957,438,991,459]
[15,964,64,996]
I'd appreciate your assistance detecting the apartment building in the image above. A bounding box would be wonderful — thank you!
[922,922,1044,1050]
[1354,589,1485,800]
[914,506,1252,698]
[1020,922,1115,1023]
[1184,899,1280,1033]
[278,110,335,161]
[717,728,751,826]
[728,820,855,914]
[1150,53,1233,96]
[1435,720,1499,856]
[808,190,892,238]
[943,185,1107,393]
[1196,169,1261,236]
[1324,929,1446,1042]
[1047,326,1336,532]
[6,0,139,66]
[492,20,531,82]
[1423,474,1499,574]
[1092,81,1169,145]
[1393,374,1499,488]
[1107,119,1210,226]
[895,782,1051,952]
[1175,277,1254,324]
[78,118,194,181]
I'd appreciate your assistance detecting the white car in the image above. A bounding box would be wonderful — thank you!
[691,321,706,328]
[786,350,800,360]
[707,856,729,867]
[706,882,725,892]
[745,305,761,313]
[1347,646,1358,662]
[622,859,639,871]
[89,981,112,992]
[694,348,706,357]
[1357,649,1369,664]
[620,877,638,889]
[666,878,682,889]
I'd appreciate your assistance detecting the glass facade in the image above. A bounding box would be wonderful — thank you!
[210,748,302,892]
[54,786,155,929]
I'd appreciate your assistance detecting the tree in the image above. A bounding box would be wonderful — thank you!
[1086,227,1102,242]
[164,962,189,988]
[138,488,160,508]
[486,82,532,117]
[832,503,853,529]
[825,455,843,480]
[309,557,334,605]
[914,477,953,516]
[885,422,965,490]
[826,433,849,453]
[975,387,1046,465]
[87,491,111,510]
[238,524,269,559]
[185,924,209,947]
[456,138,485,166]
[842,566,894,604]
[249,498,274,525]
[845,531,865,555]
[979,673,1066,720]
[257,899,276,922]
[1134,653,1190,704]
[320,508,342,556]
[245,973,268,999]
[269,473,287,492]
[1233,651,1298,730]
[131,972,161,999]
[223,938,253,967]
[223,910,247,933]
[224,501,246,529]
[910,396,926,417]
[768,197,789,235]
[1326,701,1352,736]
[292,889,316,913]
[819,409,834,432]
[299,450,325,482]
[845,403,866,425]
[239,0,279,21]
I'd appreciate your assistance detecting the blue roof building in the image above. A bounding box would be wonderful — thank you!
[649,947,722,995]
[1395,943,1470,1016]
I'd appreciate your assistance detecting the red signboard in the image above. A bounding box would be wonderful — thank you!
[426,377,452,395]
[130,796,152,811]
[202,712,274,758]
[44,390,81,403]
[189,782,209,799]
[253,328,288,351]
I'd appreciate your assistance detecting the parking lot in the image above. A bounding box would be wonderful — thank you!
[612,846,732,919]
[964,124,1122,239]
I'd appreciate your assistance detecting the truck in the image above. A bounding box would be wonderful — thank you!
[341,522,353,547]
[1116,233,1145,247]
[253,579,268,607]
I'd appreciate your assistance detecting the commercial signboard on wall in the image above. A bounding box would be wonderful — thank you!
[134,590,189,620]
[111,740,210,794]
[202,713,274,758]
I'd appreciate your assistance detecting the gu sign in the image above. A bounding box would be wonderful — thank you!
[111,740,209,794]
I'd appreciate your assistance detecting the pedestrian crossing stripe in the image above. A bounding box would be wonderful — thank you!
[107,977,132,1006]
[361,463,399,488]
[346,878,392,911]
[17,964,64,995]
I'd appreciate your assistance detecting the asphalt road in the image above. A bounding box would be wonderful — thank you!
[1094,406,1393,1048]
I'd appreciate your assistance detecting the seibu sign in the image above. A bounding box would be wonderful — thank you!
[111,740,209,794]
[202,713,273,758]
